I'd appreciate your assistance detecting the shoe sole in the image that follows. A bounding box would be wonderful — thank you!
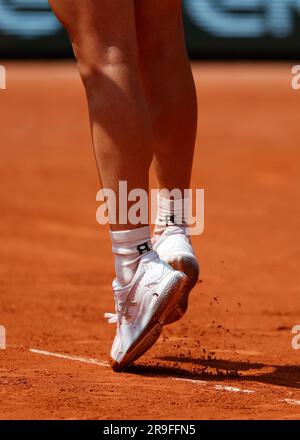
[110,272,188,372]
[164,256,199,325]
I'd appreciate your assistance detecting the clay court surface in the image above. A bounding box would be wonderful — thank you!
[0,62,300,420]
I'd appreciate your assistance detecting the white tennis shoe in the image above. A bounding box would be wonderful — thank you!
[105,251,187,372]
[153,226,200,324]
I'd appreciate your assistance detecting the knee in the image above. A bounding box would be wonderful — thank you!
[75,44,138,87]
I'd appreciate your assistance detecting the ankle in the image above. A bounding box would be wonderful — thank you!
[110,226,153,286]
[154,193,189,237]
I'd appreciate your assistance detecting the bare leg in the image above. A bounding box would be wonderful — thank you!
[48,1,194,370]
[134,1,200,323]
[135,0,198,191]
[49,0,154,230]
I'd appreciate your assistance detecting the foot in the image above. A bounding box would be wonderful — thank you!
[105,251,187,372]
[153,226,200,325]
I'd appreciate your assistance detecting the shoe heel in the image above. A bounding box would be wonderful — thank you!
[164,256,199,325]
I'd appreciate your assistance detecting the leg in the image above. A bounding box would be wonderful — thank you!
[48,0,187,371]
[135,0,198,191]
[135,0,200,325]
[49,0,153,230]
[49,0,155,282]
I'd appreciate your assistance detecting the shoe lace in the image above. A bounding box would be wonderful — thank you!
[105,299,137,325]
[104,313,118,324]
[104,252,159,324]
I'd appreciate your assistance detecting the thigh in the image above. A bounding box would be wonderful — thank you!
[49,0,138,62]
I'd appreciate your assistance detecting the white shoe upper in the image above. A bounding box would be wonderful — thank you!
[153,225,197,263]
[105,250,184,365]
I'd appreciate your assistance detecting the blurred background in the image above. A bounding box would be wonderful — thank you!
[0,0,300,59]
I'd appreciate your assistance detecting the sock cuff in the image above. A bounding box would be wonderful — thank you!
[110,226,152,257]
[110,225,151,244]
[156,194,191,227]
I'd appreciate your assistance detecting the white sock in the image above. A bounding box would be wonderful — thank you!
[110,226,153,286]
[154,193,188,237]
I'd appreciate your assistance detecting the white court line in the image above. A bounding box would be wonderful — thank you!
[175,378,254,394]
[215,384,254,394]
[29,348,109,367]
[175,378,208,386]
[175,378,300,406]
[280,399,300,406]
[29,349,300,409]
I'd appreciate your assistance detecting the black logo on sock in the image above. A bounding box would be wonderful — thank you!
[137,242,151,255]
[166,214,175,226]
